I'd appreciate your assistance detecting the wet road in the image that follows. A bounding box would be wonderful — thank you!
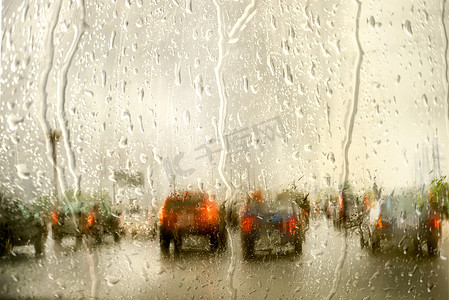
[0,217,448,299]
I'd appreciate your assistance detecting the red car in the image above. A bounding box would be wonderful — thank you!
[158,191,227,256]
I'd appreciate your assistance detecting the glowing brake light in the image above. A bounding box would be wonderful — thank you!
[433,215,440,229]
[241,216,255,233]
[205,202,218,221]
[287,218,298,235]
[339,194,343,211]
[376,216,383,229]
[51,211,58,225]
[86,212,96,228]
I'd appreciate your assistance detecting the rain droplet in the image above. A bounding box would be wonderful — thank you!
[7,114,24,130]
[283,64,293,85]
[136,17,143,28]
[186,0,192,14]
[174,62,181,86]
[153,148,163,164]
[270,15,277,30]
[267,55,275,75]
[16,164,30,179]
[295,107,304,118]
[135,187,144,196]
[368,16,375,29]
[183,110,190,125]
[140,154,148,163]
[193,74,204,99]
[106,275,120,286]
[109,31,116,50]
[243,76,248,93]
[139,88,144,102]
[403,20,413,36]
[101,71,106,87]
[118,136,128,148]
[422,94,428,108]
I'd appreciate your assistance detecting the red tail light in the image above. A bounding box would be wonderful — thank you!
[241,216,255,233]
[51,211,58,225]
[203,202,218,223]
[431,213,440,230]
[87,212,96,228]
[339,194,343,211]
[376,216,383,229]
[287,218,298,235]
[434,218,439,229]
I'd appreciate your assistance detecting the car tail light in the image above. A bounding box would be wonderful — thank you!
[287,218,298,235]
[338,194,343,211]
[51,211,58,225]
[87,212,96,228]
[434,218,439,229]
[204,202,218,222]
[158,209,164,223]
[241,216,255,233]
[376,216,383,229]
[431,213,440,230]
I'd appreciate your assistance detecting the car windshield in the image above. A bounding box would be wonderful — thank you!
[1,0,448,299]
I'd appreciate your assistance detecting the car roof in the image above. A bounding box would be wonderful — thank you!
[164,191,211,208]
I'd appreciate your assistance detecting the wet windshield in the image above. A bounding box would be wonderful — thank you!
[1,0,448,299]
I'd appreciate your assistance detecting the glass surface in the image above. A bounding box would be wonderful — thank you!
[1,0,448,299]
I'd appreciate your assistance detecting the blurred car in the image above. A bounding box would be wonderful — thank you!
[359,191,442,255]
[331,185,364,229]
[158,191,227,256]
[239,190,308,259]
[123,207,157,239]
[51,201,124,248]
[0,193,47,257]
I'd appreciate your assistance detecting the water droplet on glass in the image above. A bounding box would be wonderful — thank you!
[174,62,181,86]
[7,114,24,130]
[16,164,30,179]
[183,110,190,125]
[106,275,120,286]
[118,136,128,148]
[194,74,204,100]
[403,20,413,36]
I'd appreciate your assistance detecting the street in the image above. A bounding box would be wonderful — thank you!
[0,217,448,299]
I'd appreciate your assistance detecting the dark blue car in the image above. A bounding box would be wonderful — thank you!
[240,190,308,259]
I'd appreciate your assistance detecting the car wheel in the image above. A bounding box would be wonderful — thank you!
[241,234,255,260]
[113,231,121,243]
[0,229,13,256]
[210,233,219,251]
[218,227,228,251]
[294,236,303,255]
[370,235,380,252]
[427,235,439,256]
[75,234,83,250]
[173,234,182,256]
[34,228,46,257]
[159,229,170,256]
